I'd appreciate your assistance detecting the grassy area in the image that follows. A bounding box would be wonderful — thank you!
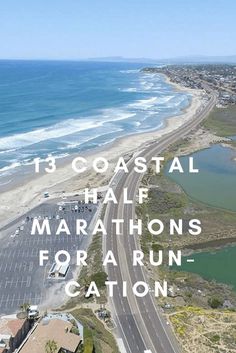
[168,306,236,353]
[147,189,187,215]
[72,308,119,353]
[203,105,236,136]
[61,233,107,311]
[78,233,107,304]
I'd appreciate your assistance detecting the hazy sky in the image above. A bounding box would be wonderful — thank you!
[0,0,235,60]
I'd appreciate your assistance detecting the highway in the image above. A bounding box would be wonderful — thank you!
[103,91,217,353]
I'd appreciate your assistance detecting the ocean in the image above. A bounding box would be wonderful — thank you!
[0,60,191,180]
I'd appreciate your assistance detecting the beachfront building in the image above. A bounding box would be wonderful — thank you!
[0,316,30,353]
[16,315,82,353]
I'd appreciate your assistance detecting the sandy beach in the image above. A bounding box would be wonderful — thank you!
[0,77,205,229]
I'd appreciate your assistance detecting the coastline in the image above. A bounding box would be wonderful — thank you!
[160,73,192,93]
[0,75,205,229]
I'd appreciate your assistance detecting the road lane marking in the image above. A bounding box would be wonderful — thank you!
[117,338,127,353]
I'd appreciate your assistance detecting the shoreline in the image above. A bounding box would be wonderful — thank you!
[183,236,236,253]
[0,75,205,229]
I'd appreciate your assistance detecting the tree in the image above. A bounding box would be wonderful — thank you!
[45,340,58,353]
[20,303,30,312]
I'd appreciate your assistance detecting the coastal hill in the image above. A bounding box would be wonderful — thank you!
[87,55,236,64]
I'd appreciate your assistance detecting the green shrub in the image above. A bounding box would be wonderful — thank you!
[208,297,223,309]
[89,272,108,289]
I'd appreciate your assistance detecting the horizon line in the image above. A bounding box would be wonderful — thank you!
[0,54,236,63]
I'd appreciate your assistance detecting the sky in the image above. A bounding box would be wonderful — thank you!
[0,0,236,60]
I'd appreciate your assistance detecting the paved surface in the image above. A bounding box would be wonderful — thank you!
[104,93,217,353]
[0,199,97,315]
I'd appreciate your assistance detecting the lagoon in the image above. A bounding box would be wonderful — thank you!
[178,245,236,290]
[165,144,236,212]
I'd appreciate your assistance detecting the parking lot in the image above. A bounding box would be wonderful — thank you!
[0,199,98,315]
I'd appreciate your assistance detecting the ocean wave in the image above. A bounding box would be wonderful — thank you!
[140,81,155,90]
[119,87,138,92]
[0,91,189,154]
[165,95,190,108]
[57,132,111,150]
[0,152,70,174]
[59,128,124,151]
[140,73,157,79]
[128,97,158,110]
[157,95,176,104]
[120,69,140,74]
[0,161,22,172]
[0,148,17,154]
[0,108,138,152]
[101,109,136,122]
[0,119,104,151]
